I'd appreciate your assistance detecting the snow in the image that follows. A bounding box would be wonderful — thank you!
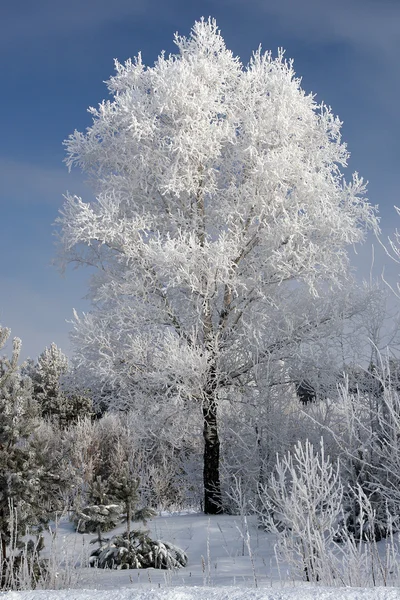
[3,585,400,599]
[2,513,400,600]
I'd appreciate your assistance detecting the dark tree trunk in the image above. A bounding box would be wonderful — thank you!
[203,393,223,514]
[1,537,5,560]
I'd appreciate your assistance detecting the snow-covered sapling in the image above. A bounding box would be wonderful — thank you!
[88,488,186,570]
[73,476,122,536]
[259,438,343,583]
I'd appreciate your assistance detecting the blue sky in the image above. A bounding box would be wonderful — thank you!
[1,0,400,359]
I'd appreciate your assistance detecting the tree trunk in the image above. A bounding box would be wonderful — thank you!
[1,534,6,561]
[203,393,223,514]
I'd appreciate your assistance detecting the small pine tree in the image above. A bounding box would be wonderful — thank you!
[75,421,187,571]
[107,443,156,537]
[73,476,122,535]
[88,468,186,571]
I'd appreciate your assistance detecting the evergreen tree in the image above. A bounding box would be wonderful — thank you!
[87,450,180,571]
[73,476,122,535]
[0,328,44,560]
[28,343,92,427]
[108,442,156,537]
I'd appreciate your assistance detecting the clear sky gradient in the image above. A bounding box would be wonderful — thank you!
[1,0,400,359]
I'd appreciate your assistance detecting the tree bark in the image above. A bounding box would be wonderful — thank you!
[196,174,223,514]
[1,534,6,561]
[203,392,223,514]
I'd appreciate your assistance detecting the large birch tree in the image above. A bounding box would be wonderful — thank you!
[58,19,378,513]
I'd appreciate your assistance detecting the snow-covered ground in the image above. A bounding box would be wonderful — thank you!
[2,513,400,599]
[3,587,400,600]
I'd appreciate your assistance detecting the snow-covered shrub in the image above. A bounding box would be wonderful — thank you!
[315,366,400,541]
[89,530,187,570]
[259,438,343,583]
[62,416,100,513]
[333,484,400,587]
[0,531,48,591]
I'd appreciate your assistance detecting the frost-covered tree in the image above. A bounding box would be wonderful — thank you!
[27,343,92,427]
[0,330,35,560]
[57,19,378,513]
[0,327,61,562]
